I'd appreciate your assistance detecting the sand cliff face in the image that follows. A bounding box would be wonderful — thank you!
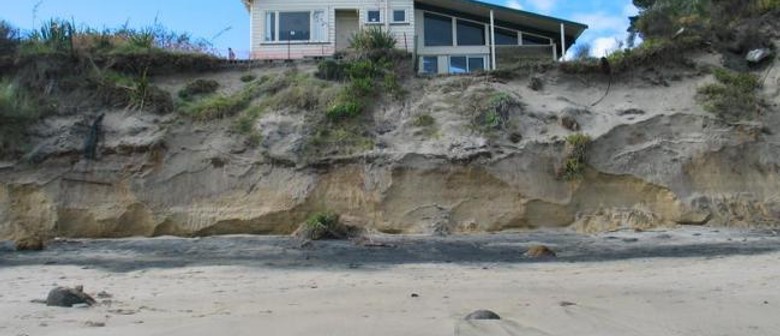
[1,56,779,240]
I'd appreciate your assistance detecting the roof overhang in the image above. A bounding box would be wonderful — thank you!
[415,0,588,50]
[242,0,251,11]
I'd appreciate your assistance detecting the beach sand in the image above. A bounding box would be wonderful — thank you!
[2,227,780,336]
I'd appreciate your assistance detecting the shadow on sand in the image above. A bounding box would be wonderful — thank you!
[1,229,778,272]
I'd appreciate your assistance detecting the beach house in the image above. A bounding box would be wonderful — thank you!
[241,0,587,74]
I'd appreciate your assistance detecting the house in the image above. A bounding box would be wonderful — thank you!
[241,0,587,74]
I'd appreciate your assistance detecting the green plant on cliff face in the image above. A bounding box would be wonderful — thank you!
[470,91,520,132]
[178,79,220,100]
[301,211,342,240]
[697,68,761,122]
[561,133,591,181]
[0,81,46,157]
[349,26,397,52]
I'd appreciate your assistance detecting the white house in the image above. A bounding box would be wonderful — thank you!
[241,0,587,74]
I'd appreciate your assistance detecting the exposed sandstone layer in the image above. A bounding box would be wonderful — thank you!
[1,58,779,239]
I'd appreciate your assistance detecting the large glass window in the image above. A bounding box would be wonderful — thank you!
[456,20,485,46]
[495,28,518,45]
[469,57,485,72]
[449,56,467,74]
[422,56,438,74]
[424,13,453,47]
[449,56,485,74]
[522,34,551,45]
[279,12,310,41]
[265,12,276,42]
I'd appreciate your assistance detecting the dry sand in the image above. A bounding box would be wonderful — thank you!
[2,227,780,336]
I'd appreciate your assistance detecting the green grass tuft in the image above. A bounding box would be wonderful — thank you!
[560,133,591,181]
[697,68,761,122]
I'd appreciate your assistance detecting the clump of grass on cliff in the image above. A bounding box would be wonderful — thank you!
[317,27,410,123]
[464,90,521,134]
[0,81,46,157]
[178,79,219,100]
[697,68,762,122]
[560,133,591,181]
[180,75,268,120]
[295,211,361,240]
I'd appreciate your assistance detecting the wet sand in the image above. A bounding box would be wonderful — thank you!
[2,227,780,336]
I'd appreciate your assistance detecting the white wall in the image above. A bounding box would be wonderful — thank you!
[250,0,415,59]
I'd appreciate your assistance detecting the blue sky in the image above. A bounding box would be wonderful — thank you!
[0,0,637,58]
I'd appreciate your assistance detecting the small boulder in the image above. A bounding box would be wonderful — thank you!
[465,310,501,320]
[14,237,44,251]
[746,48,772,64]
[560,115,580,131]
[46,285,97,307]
[528,76,544,91]
[559,108,588,131]
[525,245,557,258]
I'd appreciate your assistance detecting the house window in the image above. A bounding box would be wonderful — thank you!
[279,12,310,41]
[265,12,276,42]
[522,34,551,45]
[449,56,486,74]
[450,56,468,74]
[392,10,406,23]
[469,57,485,72]
[311,10,327,41]
[424,13,453,47]
[422,56,438,74]
[456,19,485,46]
[495,28,518,45]
[265,11,327,42]
[367,10,382,23]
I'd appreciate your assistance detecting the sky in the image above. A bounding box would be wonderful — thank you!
[0,0,637,58]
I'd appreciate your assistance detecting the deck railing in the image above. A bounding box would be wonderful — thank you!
[495,45,557,67]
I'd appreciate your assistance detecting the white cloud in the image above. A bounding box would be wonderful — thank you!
[590,37,622,57]
[505,0,523,10]
[623,3,639,17]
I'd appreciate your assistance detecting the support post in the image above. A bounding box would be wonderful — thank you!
[490,10,496,70]
[560,23,566,61]
[385,0,390,31]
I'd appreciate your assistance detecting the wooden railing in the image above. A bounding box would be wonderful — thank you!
[495,45,556,66]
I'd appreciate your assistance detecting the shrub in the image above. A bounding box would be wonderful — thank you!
[265,75,337,112]
[349,27,397,52]
[27,19,75,54]
[383,72,406,99]
[183,94,246,120]
[560,133,591,181]
[326,99,363,121]
[0,21,19,61]
[178,79,219,99]
[316,59,348,81]
[697,68,761,121]
[0,81,44,157]
[472,92,519,131]
[295,211,360,240]
[240,74,257,83]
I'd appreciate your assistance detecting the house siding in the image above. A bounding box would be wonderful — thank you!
[250,0,415,59]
